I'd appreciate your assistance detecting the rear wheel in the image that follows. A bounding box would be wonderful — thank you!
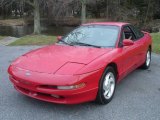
[96,66,116,105]
[141,48,151,69]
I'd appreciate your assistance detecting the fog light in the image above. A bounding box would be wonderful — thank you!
[51,94,60,98]
[57,83,86,90]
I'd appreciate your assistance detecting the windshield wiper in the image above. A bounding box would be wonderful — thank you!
[71,42,101,48]
[58,40,73,46]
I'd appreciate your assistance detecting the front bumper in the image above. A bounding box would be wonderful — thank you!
[14,85,97,104]
[8,66,103,104]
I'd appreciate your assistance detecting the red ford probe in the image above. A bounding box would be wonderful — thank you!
[8,22,152,105]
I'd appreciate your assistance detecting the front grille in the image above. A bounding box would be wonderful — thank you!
[16,86,64,99]
[38,85,57,89]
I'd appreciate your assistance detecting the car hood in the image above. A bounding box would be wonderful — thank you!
[12,44,113,74]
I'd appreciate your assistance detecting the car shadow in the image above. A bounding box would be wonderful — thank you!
[16,93,106,114]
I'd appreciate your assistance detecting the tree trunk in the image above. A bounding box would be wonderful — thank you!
[106,0,109,20]
[34,0,41,34]
[2,6,6,19]
[81,0,86,24]
[144,0,151,25]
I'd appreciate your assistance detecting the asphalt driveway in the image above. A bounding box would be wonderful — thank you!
[0,46,160,120]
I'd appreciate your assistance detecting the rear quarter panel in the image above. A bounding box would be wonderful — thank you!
[142,31,152,50]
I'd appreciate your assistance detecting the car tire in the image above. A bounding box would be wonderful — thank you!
[141,48,151,69]
[96,66,116,105]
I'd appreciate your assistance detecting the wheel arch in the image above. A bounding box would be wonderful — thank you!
[106,62,119,82]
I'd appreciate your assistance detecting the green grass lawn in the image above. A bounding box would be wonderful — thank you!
[9,35,57,46]
[8,33,160,54]
[0,36,6,40]
[151,33,160,54]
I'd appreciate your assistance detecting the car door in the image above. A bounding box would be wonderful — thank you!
[119,26,138,77]
[129,25,146,66]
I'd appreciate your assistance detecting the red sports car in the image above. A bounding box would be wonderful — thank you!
[8,22,152,104]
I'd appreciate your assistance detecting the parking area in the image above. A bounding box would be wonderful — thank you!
[0,46,160,120]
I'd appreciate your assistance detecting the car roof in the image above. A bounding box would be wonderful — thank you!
[83,22,129,27]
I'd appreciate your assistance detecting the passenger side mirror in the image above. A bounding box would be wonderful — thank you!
[123,39,134,46]
[57,36,62,41]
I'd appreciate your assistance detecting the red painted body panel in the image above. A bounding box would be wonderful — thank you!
[8,66,103,104]
[13,45,112,74]
[8,22,152,104]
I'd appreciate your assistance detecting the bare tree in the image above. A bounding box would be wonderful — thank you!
[26,0,41,34]
[0,0,47,34]
[25,0,42,34]
[80,0,86,23]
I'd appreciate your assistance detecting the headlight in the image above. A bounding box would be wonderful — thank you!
[57,83,86,90]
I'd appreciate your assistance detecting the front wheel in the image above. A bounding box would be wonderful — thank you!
[141,48,151,69]
[96,66,116,105]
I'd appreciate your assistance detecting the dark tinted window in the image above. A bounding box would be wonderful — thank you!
[129,25,144,39]
[123,26,136,40]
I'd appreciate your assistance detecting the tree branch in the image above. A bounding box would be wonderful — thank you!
[25,0,34,7]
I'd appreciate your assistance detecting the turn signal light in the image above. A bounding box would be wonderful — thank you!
[57,83,86,90]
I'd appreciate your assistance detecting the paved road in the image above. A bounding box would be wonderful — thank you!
[0,46,160,120]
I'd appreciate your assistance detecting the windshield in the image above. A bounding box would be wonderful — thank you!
[59,25,120,48]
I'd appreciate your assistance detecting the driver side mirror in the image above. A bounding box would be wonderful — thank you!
[123,39,134,46]
[57,36,62,41]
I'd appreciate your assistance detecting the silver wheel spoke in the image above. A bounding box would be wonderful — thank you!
[103,84,109,91]
[103,72,115,100]
[104,90,110,96]
[146,51,151,66]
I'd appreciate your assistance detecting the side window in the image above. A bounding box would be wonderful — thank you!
[129,25,144,40]
[123,26,136,41]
